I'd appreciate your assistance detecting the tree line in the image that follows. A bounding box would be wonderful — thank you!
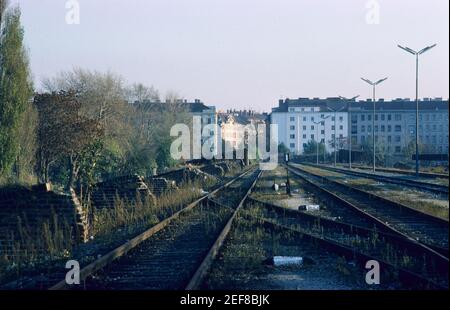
[0,3,191,197]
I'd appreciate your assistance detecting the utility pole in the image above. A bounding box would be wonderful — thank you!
[339,95,360,169]
[327,106,345,167]
[398,43,436,177]
[361,77,388,172]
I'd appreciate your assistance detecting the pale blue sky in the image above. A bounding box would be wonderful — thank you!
[11,0,450,111]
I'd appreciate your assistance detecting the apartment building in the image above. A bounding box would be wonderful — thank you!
[270,97,449,159]
[270,98,349,154]
[350,98,449,156]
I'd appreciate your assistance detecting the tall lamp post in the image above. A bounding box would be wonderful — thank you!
[339,95,360,169]
[313,115,331,165]
[361,77,388,172]
[397,44,437,177]
[327,106,346,167]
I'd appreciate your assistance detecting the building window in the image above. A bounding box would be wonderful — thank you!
[387,125,391,132]
[290,117,295,122]
[361,115,365,121]
[331,116,335,121]
[290,143,295,148]
[351,126,357,134]
[395,125,401,132]
[321,130,325,134]
[303,125,307,130]
[387,114,392,121]
[381,125,385,132]
[290,134,295,139]
[311,117,315,121]
[395,136,401,143]
[395,146,401,153]
[331,125,335,130]
[361,125,365,132]
[290,125,295,130]
[368,125,372,132]
[395,114,401,121]
[303,117,307,121]
[339,116,343,122]
[368,115,372,121]
[311,125,314,130]
[361,136,366,143]
[311,134,315,140]
[387,136,392,143]
[381,114,385,121]
[375,115,378,121]
[303,134,307,139]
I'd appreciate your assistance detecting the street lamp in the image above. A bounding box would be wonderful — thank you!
[339,95,360,169]
[327,106,346,167]
[361,77,388,172]
[313,115,331,165]
[398,43,437,177]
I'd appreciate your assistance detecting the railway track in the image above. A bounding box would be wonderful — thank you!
[245,197,448,288]
[336,164,449,180]
[285,164,449,256]
[50,167,261,290]
[239,213,447,289]
[301,163,448,195]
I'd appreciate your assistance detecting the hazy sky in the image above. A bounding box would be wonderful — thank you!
[11,0,450,112]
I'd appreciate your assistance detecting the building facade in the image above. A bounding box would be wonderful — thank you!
[349,98,449,157]
[271,97,449,159]
[270,98,349,154]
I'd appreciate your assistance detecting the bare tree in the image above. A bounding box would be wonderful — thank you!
[34,91,103,188]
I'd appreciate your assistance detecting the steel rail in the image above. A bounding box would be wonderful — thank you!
[302,163,448,195]
[286,164,449,257]
[185,170,263,290]
[239,213,447,290]
[246,197,449,276]
[49,166,257,290]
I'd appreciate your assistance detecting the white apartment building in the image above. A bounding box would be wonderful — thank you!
[270,98,349,154]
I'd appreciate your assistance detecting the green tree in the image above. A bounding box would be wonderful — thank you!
[278,143,289,155]
[402,140,426,162]
[302,140,326,155]
[0,4,33,175]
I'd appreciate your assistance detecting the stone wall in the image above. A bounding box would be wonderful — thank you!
[90,174,156,209]
[0,184,88,257]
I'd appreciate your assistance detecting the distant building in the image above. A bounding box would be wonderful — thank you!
[217,110,268,151]
[270,98,349,155]
[350,98,449,157]
[270,97,449,160]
